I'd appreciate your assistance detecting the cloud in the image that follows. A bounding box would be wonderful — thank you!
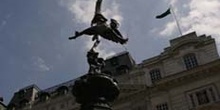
[1,20,7,26]
[67,0,123,24]
[101,1,123,23]
[158,0,220,40]
[0,20,7,31]
[83,38,117,58]
[61,0,124,58]
[69,0,95,24]
[165,0,177,5]
[0,14,12,31]
[32,56,51,72]
[159,21,176,37]
[184,0,220,36]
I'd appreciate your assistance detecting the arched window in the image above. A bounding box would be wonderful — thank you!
[183,53,198,70]
[149,69,161,83]
[56,86,69,95]
[39,92,50,102]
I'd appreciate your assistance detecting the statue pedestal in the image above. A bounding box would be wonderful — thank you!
[72,73,120,110]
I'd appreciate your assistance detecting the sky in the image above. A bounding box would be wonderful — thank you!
[0,0,220,104]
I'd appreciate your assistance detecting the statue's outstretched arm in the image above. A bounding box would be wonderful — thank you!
[95,0,102,14]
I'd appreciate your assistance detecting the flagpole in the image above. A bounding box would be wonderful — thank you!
[170,5,182,36]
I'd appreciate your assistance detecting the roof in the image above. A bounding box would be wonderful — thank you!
[19,84,41,91]
[43,78,77,93]
[142,31,215,65]
[106,51,128,60]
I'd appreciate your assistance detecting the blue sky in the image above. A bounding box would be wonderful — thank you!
[1,0,220,104]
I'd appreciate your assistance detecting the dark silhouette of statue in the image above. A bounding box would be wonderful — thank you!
[69,0,128,45]
[70,1,120,109]
[87,48,105,74]
[86,40,105,74]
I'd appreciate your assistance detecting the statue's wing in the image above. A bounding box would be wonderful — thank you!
[100,29,127,45]
[95,0,102,14]
[91,0,107,26]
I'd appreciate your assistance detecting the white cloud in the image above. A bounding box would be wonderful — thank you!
[83,38,116,58]
[0,20,7,30]
[158,0,220,42]
[1,20,7,26]
[61,0,123,58]
[69,0,95,24]
[0,14,12,31]
[102,1,123,23]
[66,0,123,24]
[32,56,51,72]
[159,21,176,37]
[165,0,177,6]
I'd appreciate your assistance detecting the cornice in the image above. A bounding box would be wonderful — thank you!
[115,59,220,102]
[114,88,147,104]
[151,59,220,91]
[141,33,215,67]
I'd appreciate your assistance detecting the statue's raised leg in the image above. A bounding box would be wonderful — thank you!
[69,26,99,40]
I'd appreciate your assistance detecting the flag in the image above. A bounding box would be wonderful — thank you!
[156,8,171,19]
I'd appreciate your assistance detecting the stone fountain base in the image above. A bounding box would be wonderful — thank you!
[72,73,120,110]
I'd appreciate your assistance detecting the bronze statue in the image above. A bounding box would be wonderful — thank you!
[87,48,105,74]
[71,1,120,109]
[69,0,128,45]
[86,39,104,74]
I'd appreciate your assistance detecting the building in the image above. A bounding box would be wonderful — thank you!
[113,32,220,110]
[8,32,220,110]
[102,51,136,76]
[0,97,7,110]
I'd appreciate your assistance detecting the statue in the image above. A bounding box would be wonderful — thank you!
[87,48,105,74]
[69,0,128,45]
[70,1,121,110]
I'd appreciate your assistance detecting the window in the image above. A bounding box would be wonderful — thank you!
[57,86,68,95]
[39,92,50,102]
[156,103,169,110]
[186,85,219,109]
[196,90,210,105]
[183,53,198,69]
[150,69,161,83]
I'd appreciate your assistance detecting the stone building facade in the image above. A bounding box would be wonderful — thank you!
[8,32,220,110]
[113,32,220,110]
